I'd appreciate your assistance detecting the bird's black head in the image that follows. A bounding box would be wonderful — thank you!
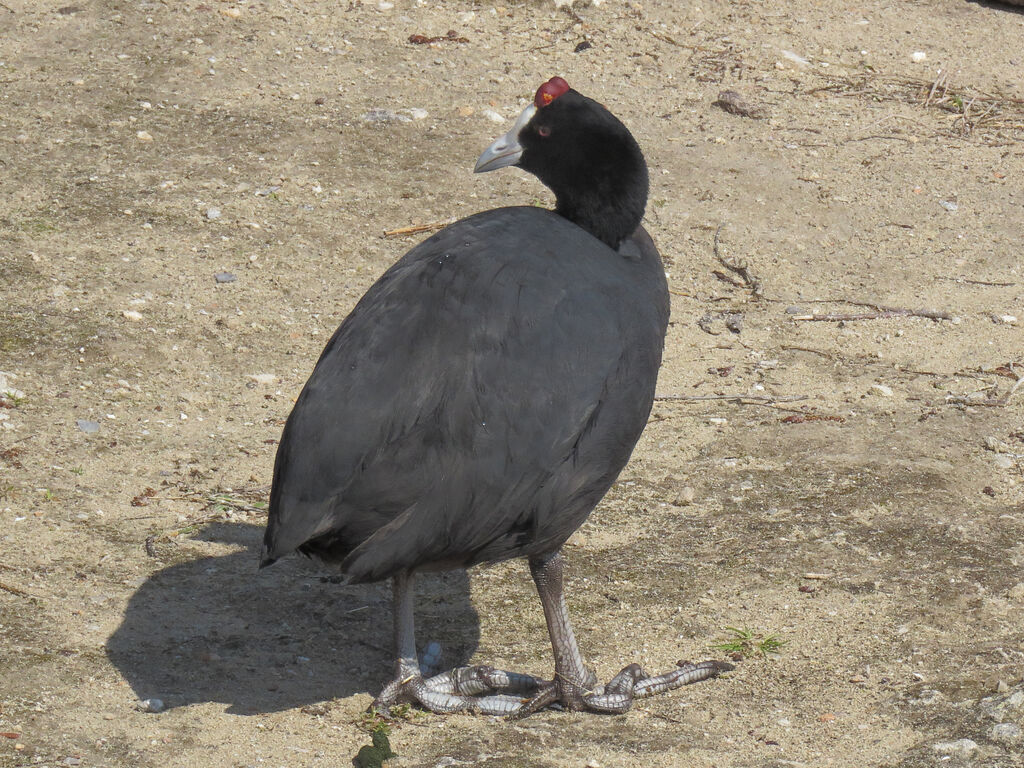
[475,77,649,250]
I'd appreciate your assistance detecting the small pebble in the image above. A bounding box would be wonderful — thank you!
[137,698,164,713]
[990,722,1022,744]
[780,49,810,67]
[938,200,958,212]
[673,486,696,506]
[482,109,505,124]
[215,272,236,284]
[249,373,280,385]
[76,420,100,434]
[136,130,154,142]
[724,313,743,334]
[122,309,143,321]
[255,185,281,196]
[931,739,978,759]
[911,51,927,63]
[362,109,411,124]
[220,6,242,18]
[407,108,429,120]
[0,373,25,400]
[206,207,221,221]
[869,384,894,397]
[785,305,807,315]
[993,314,1017,325]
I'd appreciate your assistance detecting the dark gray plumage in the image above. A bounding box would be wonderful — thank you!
[262,208,667,582]
[261,78,730,716]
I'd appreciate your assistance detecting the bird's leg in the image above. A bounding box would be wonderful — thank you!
[527,550,598,707]
[370,571,547,716]
[511,549,732,718]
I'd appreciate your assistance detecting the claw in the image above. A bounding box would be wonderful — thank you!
[372,665,549,716]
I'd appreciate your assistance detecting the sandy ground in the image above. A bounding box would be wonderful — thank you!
[2,0,1023,766]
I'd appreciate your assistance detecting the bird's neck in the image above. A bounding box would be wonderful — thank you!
[554,161,648,250]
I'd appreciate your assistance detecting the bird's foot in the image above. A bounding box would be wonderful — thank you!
[509,659,733,719]
[371,665,546,717]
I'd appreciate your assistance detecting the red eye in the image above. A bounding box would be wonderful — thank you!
[538,125,551,137]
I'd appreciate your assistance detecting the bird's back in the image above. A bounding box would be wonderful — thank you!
[262,206,668,582]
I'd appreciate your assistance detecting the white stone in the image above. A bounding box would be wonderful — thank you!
[932,739,978,759]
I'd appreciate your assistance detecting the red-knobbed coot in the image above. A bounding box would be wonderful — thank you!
[261,77,730,717]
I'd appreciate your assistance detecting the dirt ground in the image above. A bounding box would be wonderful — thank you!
[2,0,1023,766]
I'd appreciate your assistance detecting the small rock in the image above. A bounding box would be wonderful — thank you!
[990,723,1022,745]
[407,108,429,120]
[362,109,411,124]
[585,761,601,768]
[780,49,810,67]
[869,384,894,397]
[992,314,1018,325]
[785,305,808,315]
[136,130,154,142]
[248,373,279,385]
[482,109,505,124]
[457,106,475,117]
[206,207,221,221]
[63,758,82,766]
[14,133,29,144]
[0,372,25,400]
[909,688,944,706]
[121,309,143,321]
[76,420,100,434]
[980,686,1024,721]
[911,51,927,63]
[673,486,696,506]
[255,185,281,196]
[220,6,242,18]
[931,739,977,759]
[939,200,958,212]
[215,272,236,284]
[137,698,164,713]
[1006,583,1024,601]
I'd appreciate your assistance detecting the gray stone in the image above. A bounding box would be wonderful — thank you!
[990,723,1022,745]
[931,739,978,759]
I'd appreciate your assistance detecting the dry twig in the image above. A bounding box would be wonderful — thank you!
[656,393,807,405]
[713,225,762,297]
[0,580,38,600]
[791,302,951,322]
[936,276,1017,287]
[383,219,454,238]
[804,69,1024,139]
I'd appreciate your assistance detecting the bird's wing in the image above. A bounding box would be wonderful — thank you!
[263,208,667,579]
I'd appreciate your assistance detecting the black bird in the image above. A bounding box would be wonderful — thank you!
[261,77,730,716]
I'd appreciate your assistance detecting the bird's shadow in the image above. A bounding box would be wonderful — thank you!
[105,522,480,714]
[967,0,1024,14]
